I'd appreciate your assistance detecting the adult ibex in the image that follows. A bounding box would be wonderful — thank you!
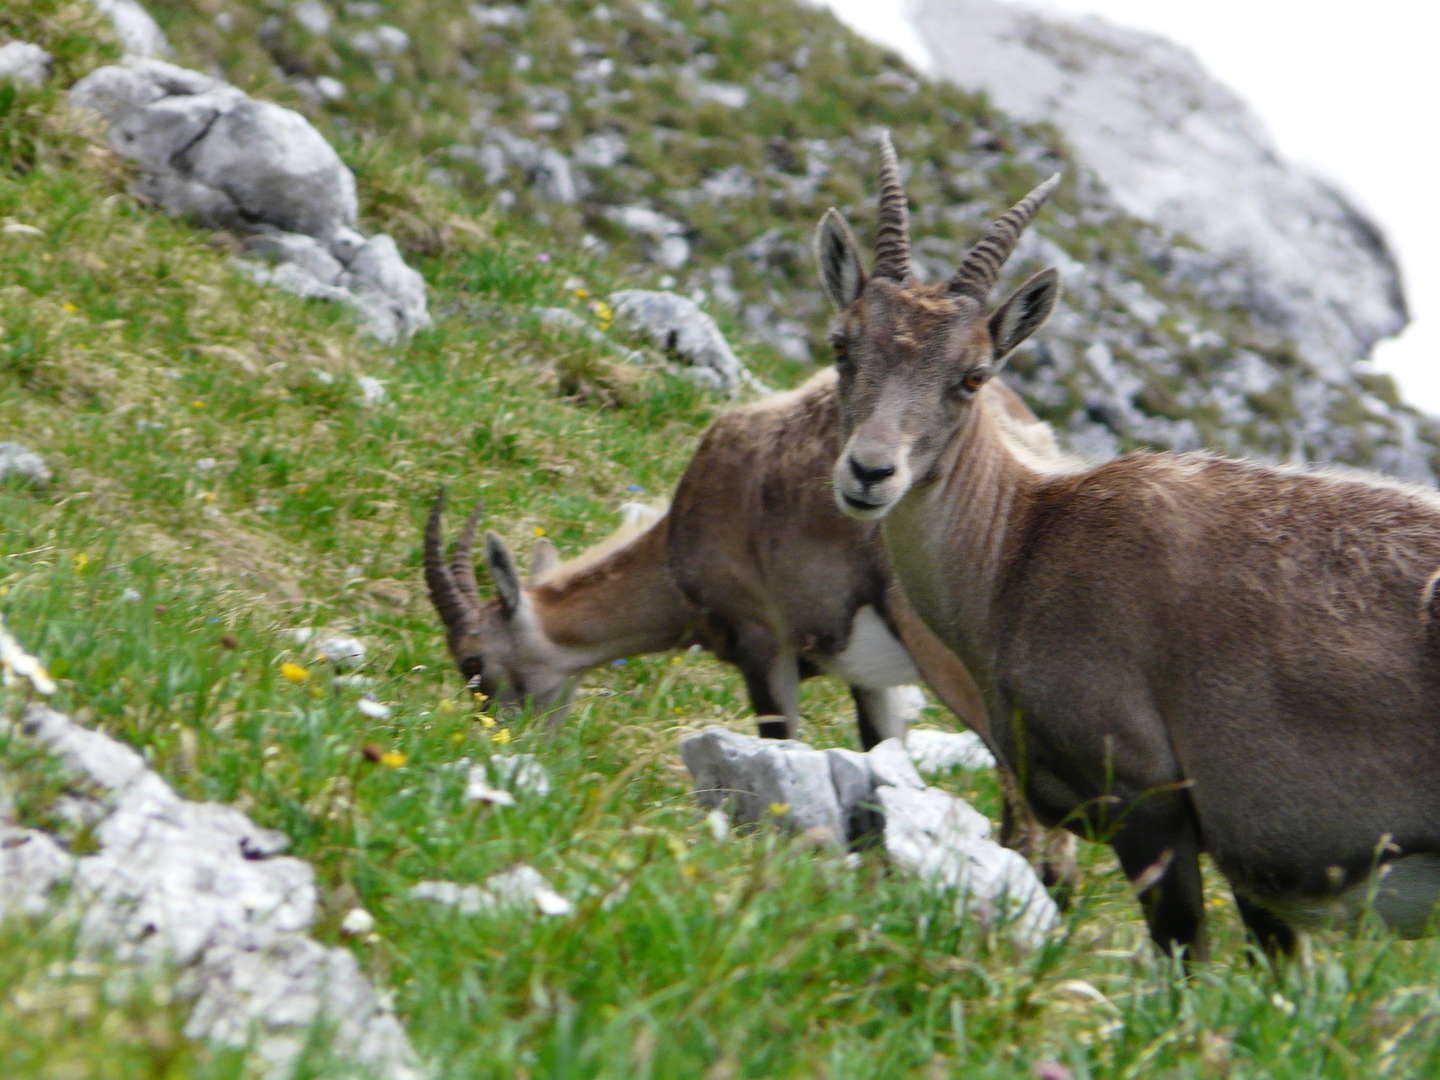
[815,134,1440,958]
[424,369,1077,886]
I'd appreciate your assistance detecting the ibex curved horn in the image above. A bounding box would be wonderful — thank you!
[451,501,486,608]
[948,172,1061,300]
[424,487,482,638]
[872,131,911,283]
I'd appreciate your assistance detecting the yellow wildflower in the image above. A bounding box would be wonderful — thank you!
[591,300,614,323]
[62,302,78,313]
[191,399,205,408]
[201,491,218,503]
[768,802,791,817]
[532,526,546,537]
[573,287,590,299]
[490,727,512,745]
[71,551,91,572]
[450,731,466,744]
[437,698,459,714]
[280,661,310,683]
[378,750,407,768]
[669,654,684,664]
[476,713,497,728]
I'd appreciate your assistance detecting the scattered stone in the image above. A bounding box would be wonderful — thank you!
[486,753,551,798]
[0,442,51,488]
[87,0,169,58]
[355,374,388,406]
[603,205,691,269]
[0,41,52,85]
[681,729,847,846]
[904,728,997,774]
[608,290,765,397]
[0,701,423,1078]
[877,784,1058,948]
[680,727,1058,947]
[314,635,367,670]
[409,864,571,917]
[339,907,375,936]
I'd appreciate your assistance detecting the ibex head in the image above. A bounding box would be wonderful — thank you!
[423,489,571,717]
[814,133,1061,519]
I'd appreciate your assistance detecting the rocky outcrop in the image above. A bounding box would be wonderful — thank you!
[908,0,1412,423]
[680,727,1057,948]
[0,700,422,1079]
[68,58,429,343]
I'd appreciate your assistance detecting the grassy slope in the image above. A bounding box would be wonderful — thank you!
[4,2,1440,1077]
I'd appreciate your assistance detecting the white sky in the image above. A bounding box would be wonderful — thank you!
[821,0,1440,413]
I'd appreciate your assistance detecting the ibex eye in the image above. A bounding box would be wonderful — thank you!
[960,369,988,393]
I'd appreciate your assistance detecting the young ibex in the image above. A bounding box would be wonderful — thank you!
[424,369,1077,884]
[815,133,1440,957]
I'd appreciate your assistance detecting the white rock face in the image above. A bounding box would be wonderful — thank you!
[0,442,52,487]
[908,0,1407,377]
[1,703,422,1079]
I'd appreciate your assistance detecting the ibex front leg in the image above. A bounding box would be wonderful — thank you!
[732,622,802,740]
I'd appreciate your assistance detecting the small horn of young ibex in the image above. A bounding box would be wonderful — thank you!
[816,131,1440,960]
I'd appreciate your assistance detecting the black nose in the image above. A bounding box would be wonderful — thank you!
[849,455,896,484]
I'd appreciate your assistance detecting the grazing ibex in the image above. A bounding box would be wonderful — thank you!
[423,370,1078,885]
[814,133,1440,957]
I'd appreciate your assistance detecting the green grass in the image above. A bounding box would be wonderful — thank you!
[5,2,1440,1077]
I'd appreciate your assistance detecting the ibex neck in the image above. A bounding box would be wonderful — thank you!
[531,517,696,669]
[882,402,1033,680]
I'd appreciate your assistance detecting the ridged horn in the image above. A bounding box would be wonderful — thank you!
[451,501,486,608]
[424,487,481,638]
[872,131,911,283]
[948,172,1061,300]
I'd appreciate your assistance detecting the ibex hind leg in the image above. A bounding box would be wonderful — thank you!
[850,685,908,750]
[1112,813,1209,962]
[1232,892,1298,958]
[733,623,802,740]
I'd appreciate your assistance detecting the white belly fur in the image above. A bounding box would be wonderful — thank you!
[822,605,920,689]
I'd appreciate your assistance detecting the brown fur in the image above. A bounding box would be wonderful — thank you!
[425,370,1077,888]
[818,144,1440,958]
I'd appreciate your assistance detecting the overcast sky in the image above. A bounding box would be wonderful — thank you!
[821,0,1440,413]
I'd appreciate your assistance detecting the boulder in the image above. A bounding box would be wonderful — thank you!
[69,58,430,343]
[608,289,765,397]
[679,727,1059,947]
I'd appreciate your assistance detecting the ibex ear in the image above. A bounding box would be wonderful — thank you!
[528,537,560,584]
[484,531,526,617]
[814,209,867,310]
[988,268,1060,368]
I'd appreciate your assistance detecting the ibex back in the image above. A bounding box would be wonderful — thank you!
[815,134,1440,958]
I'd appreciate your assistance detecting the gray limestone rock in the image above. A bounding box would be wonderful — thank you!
[876,784,1058,949]
[911,0,1405,381]
[88,0,169,58]
[608,289,763,397]
[68,58,429,343]
[0,41,53,85]
[680,728,846,845]
[3,702,423,1079]
[0,442,52,487]
[680,728,1057,947]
